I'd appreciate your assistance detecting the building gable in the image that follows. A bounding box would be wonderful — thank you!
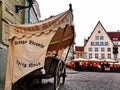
[85,21,113,47]
[84,21,114,59]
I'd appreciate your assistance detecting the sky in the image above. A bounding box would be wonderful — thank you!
[36,0,120,46]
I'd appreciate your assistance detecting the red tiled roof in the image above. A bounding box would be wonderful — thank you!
[107,32,120,41]
[75,46,84,51]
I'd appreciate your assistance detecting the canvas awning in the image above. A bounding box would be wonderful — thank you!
[5,7,75,90]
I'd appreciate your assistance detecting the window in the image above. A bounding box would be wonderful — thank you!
[113,38,118,41]
[113,42,118,45]
[95,42,99,46]
[95,48,98,52]
[95,36,99,40]
[107,48,111,52]
[89,53,92,58]
[101,53,105,59]
[95,53,98,58]
[100,36,104,40]
[100,42,104,46]
[105,42,109,46]
[107,54,111,59]
[101,48,105,52]
[88,48,92,52]
[91,42,94,46]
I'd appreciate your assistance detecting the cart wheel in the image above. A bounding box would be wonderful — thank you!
[62,66,66,85]
[54,61,63,90]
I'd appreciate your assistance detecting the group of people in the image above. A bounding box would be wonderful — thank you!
[73,61,120,72]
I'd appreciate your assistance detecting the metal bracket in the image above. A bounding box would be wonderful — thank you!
[15,0,33,13]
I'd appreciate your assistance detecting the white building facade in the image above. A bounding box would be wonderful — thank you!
[84,21,119,61]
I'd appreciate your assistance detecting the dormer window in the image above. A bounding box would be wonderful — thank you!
[113,38,118,41]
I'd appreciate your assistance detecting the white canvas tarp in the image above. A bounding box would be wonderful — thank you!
[5,9,75,90]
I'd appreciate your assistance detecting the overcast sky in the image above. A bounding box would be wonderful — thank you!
[36,0,120,46]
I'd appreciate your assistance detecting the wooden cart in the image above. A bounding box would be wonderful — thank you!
[7,4,75,90]
[13,56,66,90]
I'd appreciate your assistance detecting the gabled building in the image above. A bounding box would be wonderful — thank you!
[84,21,115,60]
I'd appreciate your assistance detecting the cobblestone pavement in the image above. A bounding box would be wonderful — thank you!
[30,68,120,90]
[1,68,120,90]
[60,69,120,90]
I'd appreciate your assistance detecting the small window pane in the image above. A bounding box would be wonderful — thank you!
[100,36,104,40]
[95,36,99,40]
[113,38,118,40]
[89,53,92,58]
[91,42,94,46]
[107,54,111,59]
[107,48,111,52]
[95,48,98,52]
[100,42,104,46]
[105,42,109,46]
[95,53,98,58]
[101,54,105,59]
[96,42,99,46]
[89,48,92,52]
[101,48,105,52]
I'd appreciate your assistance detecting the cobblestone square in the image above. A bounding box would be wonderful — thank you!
[1,68,120,90]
